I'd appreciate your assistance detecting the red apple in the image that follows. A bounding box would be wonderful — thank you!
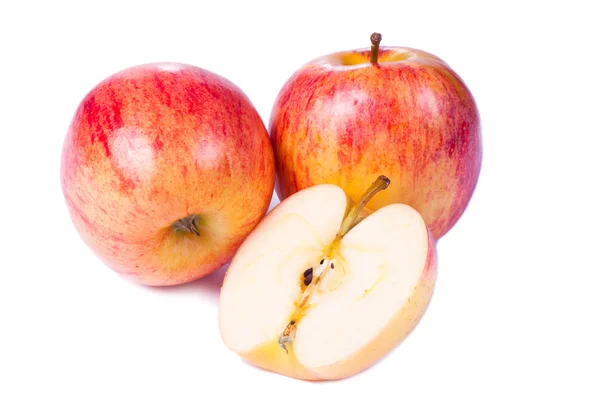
[269,33,482,239]
[61,62,275,286]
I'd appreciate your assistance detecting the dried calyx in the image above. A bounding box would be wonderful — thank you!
[173,214,201,236]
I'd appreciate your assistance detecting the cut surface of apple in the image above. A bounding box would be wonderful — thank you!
[218,177,437,380]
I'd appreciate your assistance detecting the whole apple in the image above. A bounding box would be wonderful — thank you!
[269,34,482,239]
[61,62,275,286]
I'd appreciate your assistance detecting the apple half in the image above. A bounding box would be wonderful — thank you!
[218,176,437,380]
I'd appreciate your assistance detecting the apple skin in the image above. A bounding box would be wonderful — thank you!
[269,46,482,239]
[60,63,275,286]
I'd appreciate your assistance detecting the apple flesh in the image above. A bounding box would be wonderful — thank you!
[269,34,482,239]
[60,62,275,286]
[219,177,437,380]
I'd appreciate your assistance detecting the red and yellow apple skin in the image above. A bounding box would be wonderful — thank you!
[60,63,275,286]
[269,47,482,239]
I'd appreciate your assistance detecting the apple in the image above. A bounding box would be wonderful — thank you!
[269,33,482,239]
[219,176,437,380]
[60,62,275,286]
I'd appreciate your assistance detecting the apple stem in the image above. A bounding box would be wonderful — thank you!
[337,175,390,237]
[173,215,201,236]
[370,32,382,64]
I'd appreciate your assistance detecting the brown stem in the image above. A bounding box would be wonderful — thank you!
[370,32,382,64]
[337,175,390,237]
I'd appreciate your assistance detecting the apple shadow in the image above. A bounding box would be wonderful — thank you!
[239,357,364,384]
[141,263,230,305]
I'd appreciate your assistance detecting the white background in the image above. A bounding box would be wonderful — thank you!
[1,1,598,399]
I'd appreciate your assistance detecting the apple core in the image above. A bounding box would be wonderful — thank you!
[278,175,391,353]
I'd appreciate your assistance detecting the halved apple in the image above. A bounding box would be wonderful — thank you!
[218,176,437,380]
